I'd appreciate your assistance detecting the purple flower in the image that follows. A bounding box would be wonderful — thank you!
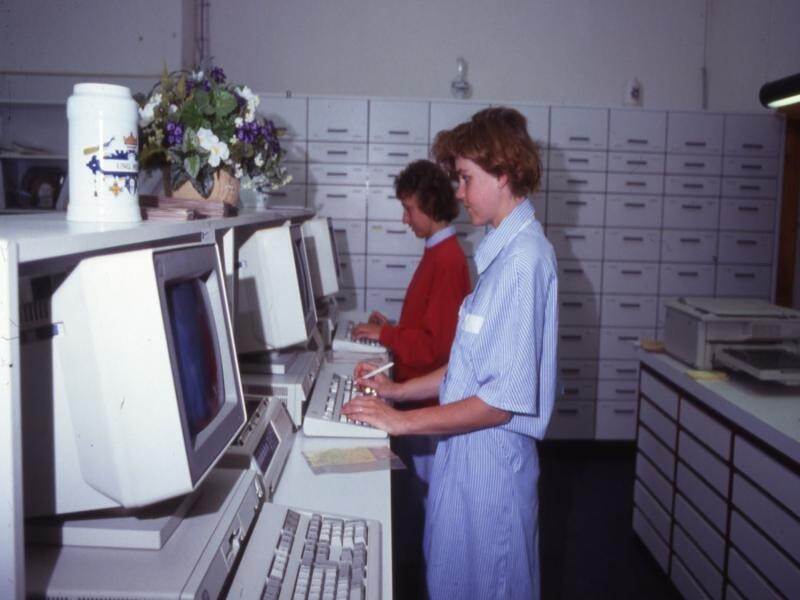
[202,80,212,92]
[165,121,184,146]
[210,67,226,83]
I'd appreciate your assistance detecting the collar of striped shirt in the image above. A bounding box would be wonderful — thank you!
[475,199,535,274]
[425,224,456,249]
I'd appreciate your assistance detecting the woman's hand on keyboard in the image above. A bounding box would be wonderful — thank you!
[351,322,381,341]
[341,395,405,435]
[354,361,400,400]
[368,311,389,326]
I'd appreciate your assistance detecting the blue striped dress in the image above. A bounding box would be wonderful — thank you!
[424,199,558,600]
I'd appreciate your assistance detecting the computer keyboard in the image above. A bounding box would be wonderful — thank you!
[226,503,381,600]
[303,367,388,439]
[331,320,387,355]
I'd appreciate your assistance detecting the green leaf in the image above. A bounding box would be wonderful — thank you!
[213,90,237,118]
[194,90,210,112]
[184,155,201,179]
[197,168,215,198]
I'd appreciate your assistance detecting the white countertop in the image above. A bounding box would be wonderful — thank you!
[640,350,800,463]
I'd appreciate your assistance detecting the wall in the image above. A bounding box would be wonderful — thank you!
[207,0,800,112]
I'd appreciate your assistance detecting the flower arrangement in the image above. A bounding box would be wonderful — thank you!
[136,65,291,200]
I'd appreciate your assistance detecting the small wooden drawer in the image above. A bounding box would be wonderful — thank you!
[597,380,638,402]
[608,152,665,174]
[719,198,776,232]
[368,99,429,144]
[559,380,597,402]
[367,164,403,187]
[659,264,715,296]
[676,462,727,533]
[308,97,367,142]
[547,226,605,260]
[661,230,718,263]
[633,507,670,573]
[308,163,368,186]
[559,293,601,326]
[672,525,724,600]
[634,480,671,542]
[308,185,367,219]
[601,295,658,327]
[717,232,773,265]
[665,175,721,197]
[724,114,782,157]
[547,171,607,193]
[674,493,726,569]
[662,196,719,230]
[640,370,679,417]
[723,156,779,178]
[667,112,724,155]
[666,154,722,176]
[715,265,772,299]
[550,106,608,150]
[367,187,402,220]
[722,177,778,199]
[604,228,661,262]
[308,141,367,163]
[679,399,731,459]
[548,149,607,172]
[595,400,637,439]
[606,173,664,195]
[609,109,666,152]
[639,397,677,447]
[367,143,427,165]
[727,547,782,600]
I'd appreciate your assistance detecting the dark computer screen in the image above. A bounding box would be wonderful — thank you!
[292,234,313,318]
[166,278,224,442]
[327,219,342,280]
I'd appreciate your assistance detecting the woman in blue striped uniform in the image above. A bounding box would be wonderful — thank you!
[343,106,558,600]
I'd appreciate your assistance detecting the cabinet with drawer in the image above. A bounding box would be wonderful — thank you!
[368,99,429,144]
[550,107,608,150]
[546,400,595,439]
[308,98,368,142]
[609,109,666,153]
[605,195,662,228]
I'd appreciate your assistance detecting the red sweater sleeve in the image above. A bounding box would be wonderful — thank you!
[378,242,471,378]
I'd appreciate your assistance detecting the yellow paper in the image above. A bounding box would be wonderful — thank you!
[687,369,728,382]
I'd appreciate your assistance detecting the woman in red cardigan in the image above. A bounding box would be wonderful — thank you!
[352,159,471,598]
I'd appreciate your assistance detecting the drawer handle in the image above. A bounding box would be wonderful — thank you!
[739,185,761,191]
[327,127,349,133]
[565,234,587,240]
[626,160,648,166]
[620,303,641,309]
[615,388,636,394]
[385,264,407,269]
[679,237,701,243]
[736,239,757,246]
[627,138,648,145]
[680,203,702,210]
[613,408,636,415]
[333,229,346,233]
[557,408,580,415]
[740,164,763,171]
[386,297,403,303]
[386,229,406,234]
[563,268,584,274]
[616,368,636,374]
[684,161,706,168]
[567,178,589,185]
[625,181,647,187]
[621,269,643,275]
[388,152,410,157]
[685,141,707,147]
[568,158,590,164]
[326,150,348,155]
[388,130,410,135]
[569,136,590,142]
[623,236,644,242]
[742,143,764,150]
[561,335,583,341]
[566,200,588,206]
[269,192,287,198]
[561,302,584,308]
[683,183,704,189]
[618,335,638,341]
[326,193,348,199]
[624,202,646,208]
[327,172,348,177]
[560,368,581,374]
[737,206,759,212]
[677,271,699,277]
[734,272,756,279]
[564,387,580,395]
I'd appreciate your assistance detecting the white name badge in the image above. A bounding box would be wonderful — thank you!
[463,313,485,334]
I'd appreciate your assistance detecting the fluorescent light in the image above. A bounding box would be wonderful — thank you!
[760,72,800,109]
[767,93,800,109]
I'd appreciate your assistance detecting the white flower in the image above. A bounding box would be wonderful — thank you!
[234,165,244,178]
[229,136,237,144]
[138,92,162,128]
[196,127,217,150]
[206,139,230,168]
[192,70,204,81]
[254,153,264,167]
[234,117,243,127]
[237,86,259,122]
[169,104,178,114]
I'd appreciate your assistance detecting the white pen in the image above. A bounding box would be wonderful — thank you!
[361,361,394,380]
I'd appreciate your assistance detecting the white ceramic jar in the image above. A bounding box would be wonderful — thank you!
[67,83,141,222]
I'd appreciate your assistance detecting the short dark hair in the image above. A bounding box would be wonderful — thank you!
[394,159,459,222]
[432,106,542,198]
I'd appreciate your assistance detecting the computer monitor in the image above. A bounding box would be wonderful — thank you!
[23,243,245,517]
[301,217,341,299]
[235,223,317,352]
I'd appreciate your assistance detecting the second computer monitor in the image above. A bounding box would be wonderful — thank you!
[236,223,317,352]
[302,217,341,300]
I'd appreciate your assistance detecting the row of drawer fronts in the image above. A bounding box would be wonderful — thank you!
[558,358,639,381]
[733,435,800,520]
[547,195,776,232]
[558,261,772,298]
[327,220,485,256]
[673,524,723,599]
[730,510,800,597]
[674,493,726,570]
[547,172,778,197]
[262,95,782,158]
[636,451,674,511]
[635,480,671,543]
[671,554,713,600]
[633,507,670,573]
[727,547,782,600]
[679,430,729,496]
[677,462,727,533]
[544,400,637,439]
[337,255,478,290]
[640,396,677,447]
[549,227,774,264]
[558,326,654,359]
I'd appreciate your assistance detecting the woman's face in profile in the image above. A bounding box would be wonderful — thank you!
[454,156,501,227]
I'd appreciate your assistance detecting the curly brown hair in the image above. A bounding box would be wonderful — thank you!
[431,106,542,198]
[394,159,459,222]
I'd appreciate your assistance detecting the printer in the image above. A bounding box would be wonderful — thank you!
[664,297,800,385]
